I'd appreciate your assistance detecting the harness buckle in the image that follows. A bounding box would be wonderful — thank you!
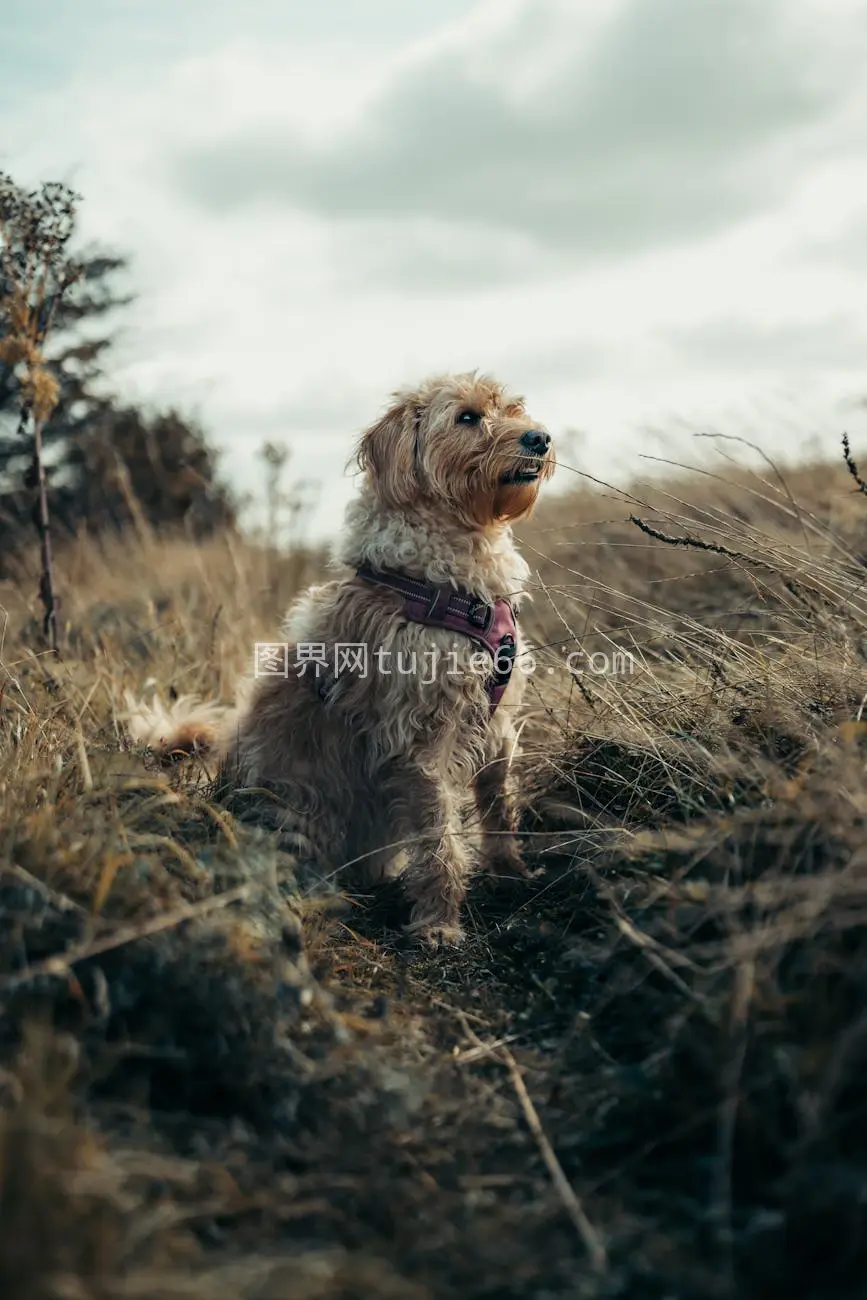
[491,634,516,685]
[467,598,493,631]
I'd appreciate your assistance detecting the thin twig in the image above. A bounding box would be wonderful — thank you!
[842,433,867,495]
[691,432,814,557]
[455,1009,608,1272]
[0,883,252,992]
[628,514,774,571]
[32,415,59,649]
[1,861,86,914]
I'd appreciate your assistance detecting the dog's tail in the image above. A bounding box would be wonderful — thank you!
[122,690,231,763]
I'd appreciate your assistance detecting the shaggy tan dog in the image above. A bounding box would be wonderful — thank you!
[129,372,555,945]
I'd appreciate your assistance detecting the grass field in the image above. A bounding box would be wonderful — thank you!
[1,446,866,1298]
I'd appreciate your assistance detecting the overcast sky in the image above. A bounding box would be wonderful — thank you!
[5,0,867,536]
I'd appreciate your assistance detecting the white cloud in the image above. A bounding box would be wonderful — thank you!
[172,0,867,268]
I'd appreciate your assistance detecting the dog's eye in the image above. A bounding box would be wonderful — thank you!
[456,410,482,426]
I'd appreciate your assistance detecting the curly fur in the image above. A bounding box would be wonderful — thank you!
[125,372,555,945]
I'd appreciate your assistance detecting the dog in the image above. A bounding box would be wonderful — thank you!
[127,372,555,945]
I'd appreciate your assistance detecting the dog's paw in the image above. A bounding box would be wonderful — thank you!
[423,923,466,949]
[482,842,531,880]
[406,919,465,949]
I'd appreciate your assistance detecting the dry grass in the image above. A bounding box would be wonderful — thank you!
[1,448,866,1298]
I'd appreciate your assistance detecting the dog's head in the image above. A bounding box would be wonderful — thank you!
[354,372,555,526]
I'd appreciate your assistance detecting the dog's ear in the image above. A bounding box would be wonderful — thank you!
[354,394,418,505]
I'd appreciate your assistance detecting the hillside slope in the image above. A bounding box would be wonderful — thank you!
[1,452,866,1299]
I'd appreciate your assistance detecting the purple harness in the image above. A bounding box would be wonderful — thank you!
[356,565,518,713]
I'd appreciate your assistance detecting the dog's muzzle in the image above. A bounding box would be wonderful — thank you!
[500,429,552,484]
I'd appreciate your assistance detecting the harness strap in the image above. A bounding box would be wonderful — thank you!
[355,565,517,712]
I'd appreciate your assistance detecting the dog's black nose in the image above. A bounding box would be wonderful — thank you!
[520,429,551,456]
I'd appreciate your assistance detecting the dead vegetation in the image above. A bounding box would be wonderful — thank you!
[1,445,866,1298]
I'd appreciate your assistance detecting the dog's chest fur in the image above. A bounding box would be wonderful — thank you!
[273,496,531,772]
[337,491,531,604]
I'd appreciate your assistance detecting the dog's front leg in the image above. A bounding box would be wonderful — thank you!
[399,771,473,947]
[473,723,528,879]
